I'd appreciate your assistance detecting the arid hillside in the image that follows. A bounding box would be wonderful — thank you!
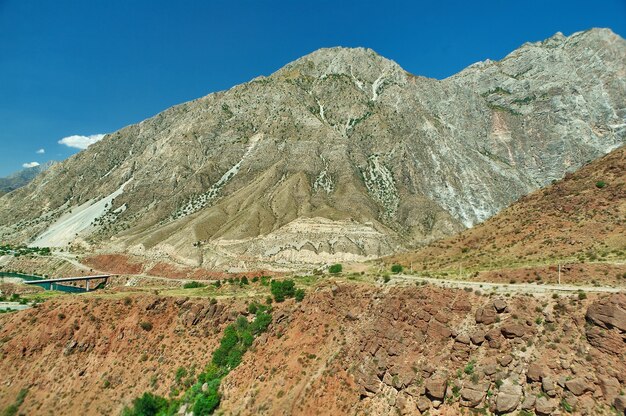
[387,145,626,284]
[1,281,625,415]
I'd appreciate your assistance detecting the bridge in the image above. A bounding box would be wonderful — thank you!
[23,275,110,291]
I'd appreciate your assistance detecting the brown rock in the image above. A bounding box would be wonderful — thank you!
[498,354,513,367]
[417,396,431,413]
[501,323,526,338]
[542,376,556,397]
[493,299,508,313]
[598,375,621,403]
[527,363,545,382]
[425,376,448,400]
[452,298,472,312]
[521,394,536,410]
[483,363,498,376]
[476,307,496,325]
[496,381,522,413]
[535,396,557,415]
[586,326,625,355]
[460,381,489,407]
[565,377,593,396]
[456,333,471,344]
[585,294,626,331]
[427,320,452,340]
[470,330,485,345]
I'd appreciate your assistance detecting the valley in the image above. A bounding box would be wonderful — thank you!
[0,27,625,416]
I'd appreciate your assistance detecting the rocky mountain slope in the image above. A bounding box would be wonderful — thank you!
[387,145,626,280]
[0,161,55,196]
[0,28,624,268]
[1,285,624,415]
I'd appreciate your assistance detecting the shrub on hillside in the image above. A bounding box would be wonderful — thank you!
[183,281,206,289]
[391,264,403,273]
[329,264,342,274]
[270,280,296,302]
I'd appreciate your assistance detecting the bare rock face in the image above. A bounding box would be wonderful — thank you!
[0,29,624,269]
[585,294,626,356]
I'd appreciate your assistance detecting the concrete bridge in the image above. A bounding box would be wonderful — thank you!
[23,275,110,291]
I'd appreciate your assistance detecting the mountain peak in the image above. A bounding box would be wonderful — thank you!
[273,46,406,84]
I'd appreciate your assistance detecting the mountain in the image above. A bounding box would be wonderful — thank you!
[0,28,624,270]
[386,145,626,277]
[0,161,56,195]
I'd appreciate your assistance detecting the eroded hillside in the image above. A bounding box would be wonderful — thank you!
[1,283,625,415]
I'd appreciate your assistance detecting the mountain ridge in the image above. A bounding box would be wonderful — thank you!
[0,28,624,270]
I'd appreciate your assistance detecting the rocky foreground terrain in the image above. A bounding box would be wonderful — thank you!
[0,28,624,269]
[0,283,624,415]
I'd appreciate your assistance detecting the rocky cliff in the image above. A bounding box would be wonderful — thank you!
[0,28,624,268]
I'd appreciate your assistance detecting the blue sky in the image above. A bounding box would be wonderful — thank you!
[0,0,624,176]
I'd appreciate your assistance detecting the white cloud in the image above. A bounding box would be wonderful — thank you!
[58,134,106,150]
[22,162,40,168]
[36,148,45,154]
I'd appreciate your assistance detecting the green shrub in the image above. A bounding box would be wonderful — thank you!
[247,303,258,314]
[270,280,296,302]
[390,264,403,273]
[294,289,305,302]
[139,321,153,331]
[464,360,475,375]
[122,392,168,416]
[595,181,606,188]
[328,264,342,274]
[183,281,206,289]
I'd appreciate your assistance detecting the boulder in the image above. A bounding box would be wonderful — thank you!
[521,394,536,410]
[493,299,508,313]
[535,396,557,415]
[425,376,448,400]
[417,396,431,413]
[501,323,526,338]
[542,376,556,397]
[498,354,513,367]
[470,330,485,345]
[456,333,471,344]
[496,381,522,413]
[483,363,498,376]
[460,381,489,407]
[476,307,496,325]
[565,377,593,396]
[585,294,626,331]
[527,363,545,382]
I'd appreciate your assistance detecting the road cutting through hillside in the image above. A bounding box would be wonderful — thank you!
[393,273,625,294]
